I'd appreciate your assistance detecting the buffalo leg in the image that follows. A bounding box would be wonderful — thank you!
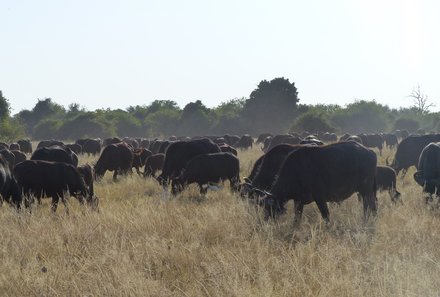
[113,170,118,181]
[199,184,208,195]
[293,201,304,227]
[315,200,330,224]
[51,195,60,212]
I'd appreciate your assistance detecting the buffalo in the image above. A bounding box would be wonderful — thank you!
[17,139,32,154]
[259,141,377,225]
[157,138,221,187]
[13,160,96,212]
[0,155,21,208]
[95,142,134,181]
[414,142,440,201]
[242,144,303,196]
[144,153,165,177]
[82,139,102,156]
[389,134,440,176]
[376,165,401,202]
[234,135,253,150]
[132,148,152,175]
[31,146,78,167]
[171,152,240,195]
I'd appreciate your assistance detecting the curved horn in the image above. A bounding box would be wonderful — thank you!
[243,177,252,184]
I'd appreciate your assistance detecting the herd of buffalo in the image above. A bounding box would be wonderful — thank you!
[0,130,439,225]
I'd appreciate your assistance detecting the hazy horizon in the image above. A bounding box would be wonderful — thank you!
[2,0,439,114]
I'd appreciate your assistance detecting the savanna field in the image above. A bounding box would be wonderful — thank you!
[1,144,440,297]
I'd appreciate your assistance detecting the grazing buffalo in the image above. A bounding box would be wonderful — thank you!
[242,144,303,196]
[359,134,384,155]
[234,135,253,150]
[157,138,221,187]
[82,139,101,156]
[95,142,134,181]
[144,153,165,177]
[171,152,240,195]
[13,160,95,212]
[389,134,440,176]
[132,148,152,175]
[376,165,401,202]
[103,137,122,147]
[66,143,83,155]
[31,146,78,167]
[17,139,33,154]
[259,141,377,225]
[257,133,273,144]
[37,140,65,149]
[264,134,301,152]
[413,142,440,201]
[0,155,21,208]
[383,133,399,150]
[223,135,240,146]
[77,164,96,198]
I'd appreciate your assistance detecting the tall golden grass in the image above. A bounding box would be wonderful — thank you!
[1,145,440,296]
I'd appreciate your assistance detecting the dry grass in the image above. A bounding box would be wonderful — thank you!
[1,145,440,296]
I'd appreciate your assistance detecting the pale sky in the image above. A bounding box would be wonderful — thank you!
[1,0,439,114]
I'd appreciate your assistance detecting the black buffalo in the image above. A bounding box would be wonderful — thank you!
[243,144,303,196]
[77,164,96,199]
[256,133,272,144]
[383,133,399,150]
[376,165,401,202]
[13,160,95,212]
[0,155,21,208]
[17,139,33,154]
[358,134,384,155]
[413,142,440,200]
[171,152,240,195]
[144,153,165,177]
[66,143,83,155]
[234,135,253,150]
[37,140,65,149]
[31,146,78,167]
[132,148,152,175]
[82,139,102,156]
[259,141,377,225]
[157,138,221,187]
[389,134,440,176]
[95,143,134,181]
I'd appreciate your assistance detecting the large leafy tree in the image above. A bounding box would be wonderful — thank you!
[242,77,299,134]
[178,100,213,136]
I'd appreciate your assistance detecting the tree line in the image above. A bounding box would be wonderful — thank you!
[1,78,439,141]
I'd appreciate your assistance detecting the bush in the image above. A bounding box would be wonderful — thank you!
[291,111,335,134]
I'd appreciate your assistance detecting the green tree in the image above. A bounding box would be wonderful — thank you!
[331,100,389,133]
[242,77,299,134]
[291,111,335,133]
[178,100,213,136]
